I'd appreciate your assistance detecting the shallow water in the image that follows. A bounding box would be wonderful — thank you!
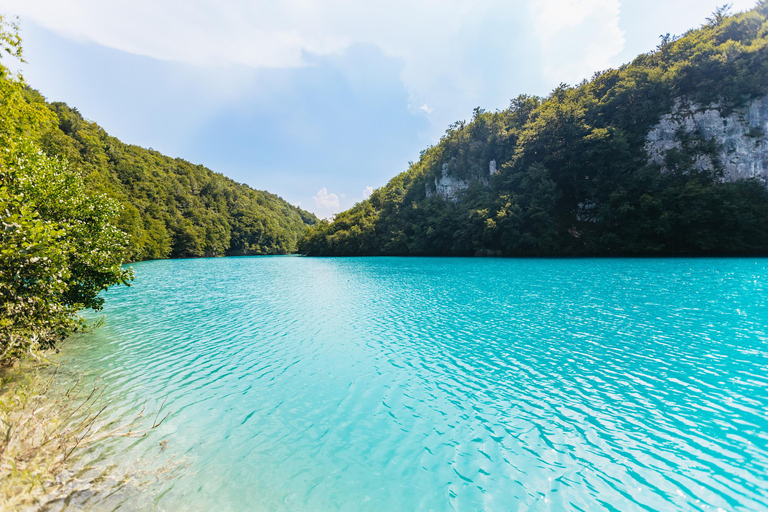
[59,256,768,511]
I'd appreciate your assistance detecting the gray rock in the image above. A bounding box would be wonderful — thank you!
[646,95,768,184]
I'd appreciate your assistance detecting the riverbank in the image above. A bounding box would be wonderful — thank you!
[0,353,166,511]
[1,357,79,510]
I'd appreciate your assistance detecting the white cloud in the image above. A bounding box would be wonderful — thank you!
[362,186,374,199]
[409,103,434,115]
[313,187,340,218]
[7,0,755,127]
[0,0,631,129]
[531,0,625,83]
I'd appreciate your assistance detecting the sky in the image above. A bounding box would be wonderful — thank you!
[0,0,758,218]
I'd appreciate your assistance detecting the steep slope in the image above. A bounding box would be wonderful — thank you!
[300,3,768,257]
[9,82,317,261]
[42,101,318,260]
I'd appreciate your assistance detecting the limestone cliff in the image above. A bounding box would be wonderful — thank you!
[426,159,498,201]
[646,95,768,184]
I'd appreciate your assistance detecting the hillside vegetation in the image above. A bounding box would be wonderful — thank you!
[37,102,318,260]
[0,18,315,358]
[0,17,131,359]
[300,3,768,256]
[11,74,316,262]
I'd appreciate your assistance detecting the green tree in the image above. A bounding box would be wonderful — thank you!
[0,19,133,360]
[300,3,768,257]
[1,141,134,359]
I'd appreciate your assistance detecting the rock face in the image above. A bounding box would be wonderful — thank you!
[426,163,470,202]
[426,160,497,201]
[429,94,768,203]
[646,95,768,184]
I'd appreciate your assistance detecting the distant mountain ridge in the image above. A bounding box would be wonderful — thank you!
[300,3,768,257]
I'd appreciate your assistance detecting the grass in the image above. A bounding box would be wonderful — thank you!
[0,355,169,511]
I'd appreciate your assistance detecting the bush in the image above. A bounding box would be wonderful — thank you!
[0,140,133,360]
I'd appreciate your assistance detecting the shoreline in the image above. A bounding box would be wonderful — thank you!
[0,356,83,509]
[0,353,168,511]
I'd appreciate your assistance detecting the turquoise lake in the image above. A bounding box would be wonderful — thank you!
[58,257,768,511]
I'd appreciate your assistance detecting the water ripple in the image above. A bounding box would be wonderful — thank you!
[54,256,768,511]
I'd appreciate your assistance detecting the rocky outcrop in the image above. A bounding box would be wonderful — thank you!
[425,163,470,202]
[645,95,768,184]
[426,160,498,201]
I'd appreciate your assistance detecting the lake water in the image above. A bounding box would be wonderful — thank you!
[57,257,768,511]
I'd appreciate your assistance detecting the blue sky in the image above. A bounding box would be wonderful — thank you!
[0,0,758,217]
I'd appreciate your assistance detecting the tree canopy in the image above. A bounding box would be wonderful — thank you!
[0,16,318,359]
[300,3,768,257]
[0,16,133,358]
[37,102,318,261]
[0,35,317,262]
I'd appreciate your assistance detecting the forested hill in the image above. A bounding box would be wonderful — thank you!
[300,3,768,257]
[7,76,317,261]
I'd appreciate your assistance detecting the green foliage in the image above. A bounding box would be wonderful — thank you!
[706,5,733,28]
[0,19,129,360]
[0,18,316,262]
[0,139,134,360]
[37,103,317,260]
[0,17,316,361]
[300,4,768,257]
[0,14,23,63]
